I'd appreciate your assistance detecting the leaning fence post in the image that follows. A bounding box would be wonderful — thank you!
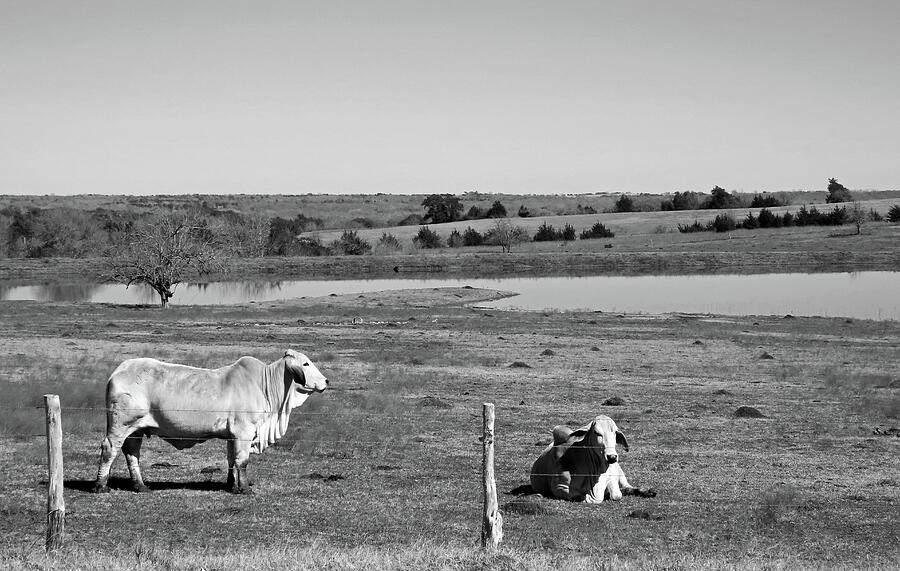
[481,403,503,549]
[44,394,65,552]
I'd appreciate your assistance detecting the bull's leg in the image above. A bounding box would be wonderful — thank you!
[93,434,124,493]
[586,473,610,503]
[617,467,657,498]
[227,438,253,494]
[121,435,150,493]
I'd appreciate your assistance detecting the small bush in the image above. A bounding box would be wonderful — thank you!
[376,232,401,253]
[711,213,737,232]
[743,212,759,230]
[580,222,615,239]
[757,208,781,228]
[750,193,787,208]
[517,205,531,218]
[332,230,371,255]
[677,221,706,233]
[887,204,900,223]
[413,226,443,249]
[868,209,883,222]
[533,221,559,242]
[465,205,483,220]
[295,236,331,256]
[447,229,464,248]
[561,223,576,241]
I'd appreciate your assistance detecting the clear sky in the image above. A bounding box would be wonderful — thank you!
[1,0,897,195]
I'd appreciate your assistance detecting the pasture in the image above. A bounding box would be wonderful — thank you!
[0,286,898,569]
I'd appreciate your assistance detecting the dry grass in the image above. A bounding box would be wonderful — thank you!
[0,290,898,569]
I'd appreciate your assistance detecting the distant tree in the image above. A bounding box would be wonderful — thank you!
[105,211,222,308]
[465,205,483,220]
[561,223,576,241]
[887,204,900,223]
[742,212,759,230]
[485,200,507,218]
[462,226,484,246]
[485,219,529,253]
[413,225,443,249]
[826,178,853,203]
[705,186,742,209]
[216,214,270,258]
[661,191,702,211]
[750,193,787,208]
[517,205,531,218]
[422,194,463,224]
[757,208,781,228]
[614,194,635,213]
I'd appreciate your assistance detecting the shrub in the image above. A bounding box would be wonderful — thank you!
[413,226,443,249]
[780,211,795,227]
[711,213,737,232]
[580,222,615,239]
[825,205,847,225]
[757,208,781,228]
[887,204,900,223]
[349,217,374,229]
[462,226,484,246]
[295,236,331,256]
[794,205,821,226]
[868,209,883,222]
[561,223,576,241]
[517,205,531,218]
[332,230,371,255]
[743,212,759,230]
[376,232,401,253]
[576,204,597,214]
[447,229,464,248]
[533,221,559,242]
[677,221,706,233]
[396,213,425,226]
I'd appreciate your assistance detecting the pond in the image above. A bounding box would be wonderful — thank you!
[1,271,898,320]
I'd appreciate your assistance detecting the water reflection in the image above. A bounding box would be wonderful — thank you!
[1,272,898,320]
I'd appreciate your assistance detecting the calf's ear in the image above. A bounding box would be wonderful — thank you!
[616,430,629,452]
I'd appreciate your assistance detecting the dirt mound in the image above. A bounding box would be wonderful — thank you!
[734,406,767,418]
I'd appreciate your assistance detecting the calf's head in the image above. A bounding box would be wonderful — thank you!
[283,349,328,393]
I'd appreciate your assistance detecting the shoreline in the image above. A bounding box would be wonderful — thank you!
[2,249,900,286]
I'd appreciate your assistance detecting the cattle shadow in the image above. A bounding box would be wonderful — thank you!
[62,477,228,493]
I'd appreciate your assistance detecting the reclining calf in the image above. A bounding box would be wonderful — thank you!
[529,414,655,503]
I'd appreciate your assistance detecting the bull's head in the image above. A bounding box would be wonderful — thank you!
[283,350,328,393]
[590,415,629,464]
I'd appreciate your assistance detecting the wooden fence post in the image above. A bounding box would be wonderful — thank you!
[481,403,503,549]
[44,394,64,552]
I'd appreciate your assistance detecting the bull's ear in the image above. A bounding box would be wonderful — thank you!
[616,430,629,452]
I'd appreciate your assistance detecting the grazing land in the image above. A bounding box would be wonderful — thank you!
[0,287,898,569]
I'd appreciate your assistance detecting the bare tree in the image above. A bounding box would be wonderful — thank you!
[487,219,529,253]
[106,211,222,308]
[849,201,865,235]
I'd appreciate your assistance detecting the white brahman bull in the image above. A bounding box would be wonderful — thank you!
[529,415,655,503]
[93,349,328,494]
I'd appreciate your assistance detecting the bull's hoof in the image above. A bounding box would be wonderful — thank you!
[228,484,254,495]
[92,483,111,494]
[132,483,150,493]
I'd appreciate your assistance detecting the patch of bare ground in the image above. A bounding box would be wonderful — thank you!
[0,288,898,568]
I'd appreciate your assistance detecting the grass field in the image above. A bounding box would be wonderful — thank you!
[0,286,898,569]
